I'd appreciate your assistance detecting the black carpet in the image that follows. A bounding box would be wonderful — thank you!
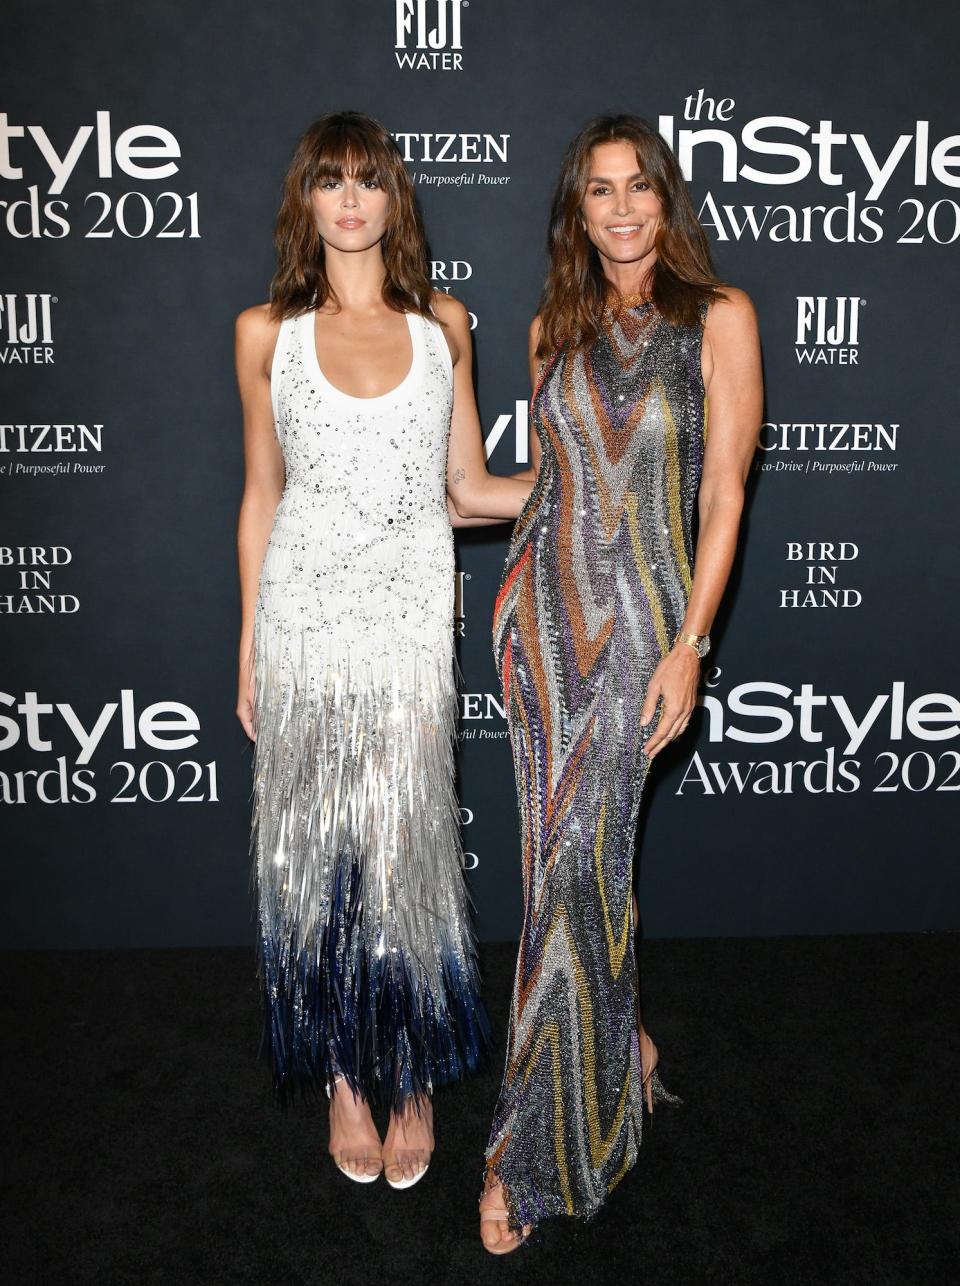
[3,933,958,1286]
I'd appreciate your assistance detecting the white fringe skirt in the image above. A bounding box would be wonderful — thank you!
[247,611,491,1109]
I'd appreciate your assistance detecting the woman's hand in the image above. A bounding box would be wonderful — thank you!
[640,644,700,759]
[237,652,256,741]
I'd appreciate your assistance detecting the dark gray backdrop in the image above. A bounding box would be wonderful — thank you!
[2,1,958,948]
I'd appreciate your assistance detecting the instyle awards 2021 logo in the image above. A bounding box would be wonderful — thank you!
[0,688,218,806]
[659,89,960,245]
[0,111,200,240]
[677,671,960,797]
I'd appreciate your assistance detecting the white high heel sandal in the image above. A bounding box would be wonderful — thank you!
[328,1076,383,1184]
[382,1091,433,1190]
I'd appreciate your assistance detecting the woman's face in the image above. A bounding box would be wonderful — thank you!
[310,171,391,253]
[580,140,663,271]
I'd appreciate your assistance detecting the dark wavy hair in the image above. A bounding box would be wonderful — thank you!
[537,113,725,355]
[269,111,435,321]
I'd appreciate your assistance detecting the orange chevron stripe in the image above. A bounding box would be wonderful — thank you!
[494,543,531,630]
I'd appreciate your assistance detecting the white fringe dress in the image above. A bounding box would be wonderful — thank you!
[249,306,490,1107]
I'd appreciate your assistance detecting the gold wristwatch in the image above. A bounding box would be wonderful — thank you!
[675,630,710,659]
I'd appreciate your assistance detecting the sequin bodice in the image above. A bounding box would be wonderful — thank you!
[515,301,707,649]
[259,308,455,668]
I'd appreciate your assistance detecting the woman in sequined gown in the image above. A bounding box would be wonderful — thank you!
[235,112,531,1188]
[479,116,762,1251]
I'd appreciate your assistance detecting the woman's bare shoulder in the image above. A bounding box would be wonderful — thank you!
[236,302,279,340]
[235,304,283,376]
[705,286,757,334]
[431,289,470,328]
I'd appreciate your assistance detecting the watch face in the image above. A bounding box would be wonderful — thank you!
[697,636,710,658]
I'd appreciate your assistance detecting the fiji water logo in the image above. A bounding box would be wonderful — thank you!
[395,0,466,69]
[0,292,56,364]
[795,295,864,366]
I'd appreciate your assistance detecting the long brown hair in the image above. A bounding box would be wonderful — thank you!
[269,111,435,321]
[537,114,725,355]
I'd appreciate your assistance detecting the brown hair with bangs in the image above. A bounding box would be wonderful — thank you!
[270,111,435,321]
[537,113,725,356]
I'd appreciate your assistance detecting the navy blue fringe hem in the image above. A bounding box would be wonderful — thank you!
[256,856,493,1110]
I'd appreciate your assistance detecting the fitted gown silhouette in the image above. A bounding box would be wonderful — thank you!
[484,297,703,1230]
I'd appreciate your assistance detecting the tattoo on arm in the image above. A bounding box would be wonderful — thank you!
[452,468,465,484]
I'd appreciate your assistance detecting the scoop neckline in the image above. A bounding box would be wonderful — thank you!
[302,309,422,406]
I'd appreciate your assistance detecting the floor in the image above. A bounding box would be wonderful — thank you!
[3,933,958,1285]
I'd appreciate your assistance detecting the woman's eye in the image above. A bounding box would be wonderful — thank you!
[319,180,339,190]
[590,186,609,197]
[361,179,380,190]
[634,181,649,191]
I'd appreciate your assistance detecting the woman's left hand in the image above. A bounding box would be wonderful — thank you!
[640,645,701,759]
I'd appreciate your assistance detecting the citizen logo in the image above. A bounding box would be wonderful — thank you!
[457,692,508,742]
[0,423,102,452]
[758,422,896,452]
[0,292,55,364]
[392,132,507,163]
[460,693,506,720]
[395,1,465,70]
[796,296,864,365]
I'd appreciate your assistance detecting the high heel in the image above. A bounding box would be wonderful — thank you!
[382,1091,433,1190]
[328,1076,384,1183]
[479,1171,532,1255]
[639,1031,682,1116]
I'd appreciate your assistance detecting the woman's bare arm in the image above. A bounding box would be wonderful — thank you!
[641,288,763,757]
[437,294,533,524]
[680,288,763,637]
[235,304,285,738]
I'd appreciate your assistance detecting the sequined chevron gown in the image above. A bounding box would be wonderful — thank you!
[485,298,705,1229]
[250,307,490,1107]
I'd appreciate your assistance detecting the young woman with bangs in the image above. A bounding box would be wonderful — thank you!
[234,111,531,1189]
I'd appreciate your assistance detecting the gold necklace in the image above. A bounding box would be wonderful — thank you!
[610,290,651,308]
[603,290,652,319]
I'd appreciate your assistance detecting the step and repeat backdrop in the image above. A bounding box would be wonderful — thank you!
[2,2,958,948]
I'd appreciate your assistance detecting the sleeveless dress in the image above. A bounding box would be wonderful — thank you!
[484,298,706,1229]
[250,306,490,1108]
